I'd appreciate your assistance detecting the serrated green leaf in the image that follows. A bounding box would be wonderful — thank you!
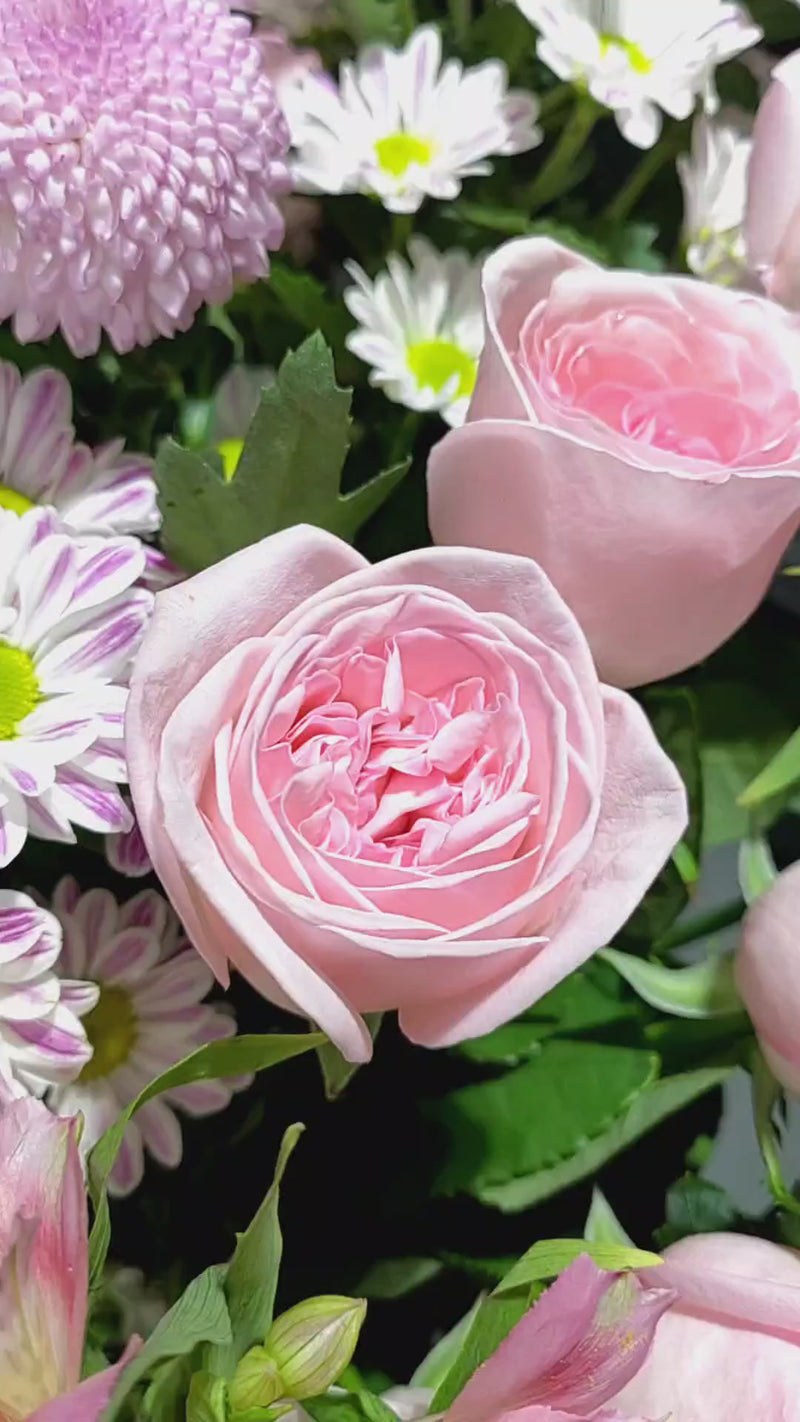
[88,1033,321,1290]
[157,335,408,573]
[209,1123,305,1375]
[432,1040,657,1199]
[480,1066,732,1212]
[599,947,742,1020]
[494,1239,662,1295]
[105,1267,231,1421]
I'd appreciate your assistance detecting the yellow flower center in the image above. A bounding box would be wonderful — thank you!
[0,484,35,515]
[217,439,244,482]
[406,339,477,400]
[0,642,40,740]
[599,33,653,74]
[374,133,434,178]
[78,985,138,1083]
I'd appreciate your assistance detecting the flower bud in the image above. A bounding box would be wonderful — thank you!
[230,1344,284,1413]
[264,1294,367,1400]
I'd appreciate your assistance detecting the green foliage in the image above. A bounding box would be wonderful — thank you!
[739,725,800,812]
[317,1014,384,1101]
[430,1289,533,1411]
[599,947,742,1021]
[493,1239,662,1294]
[305,1390,398,1422]
[356,1257,443,1299]
[655,1173,740,1249]
[156,335,408,573]
[186,1373,229,1422]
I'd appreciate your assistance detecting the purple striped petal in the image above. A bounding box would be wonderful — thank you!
[4,368,74,500]
[58,979,101,1017]
[16,535,78,647]
[71,538,146,613]
[51,768,133,835]
[117,890,170,936]
[140,545,184,591]
[138,1099,183,1169]
[36,589,153,685]
[133,950,214,1011]
[106,818,153,878]
[92,927,160,986]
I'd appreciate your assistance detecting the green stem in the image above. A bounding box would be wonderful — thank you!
[537,82,573,121]
[448,0,471,48]
[525,95,601,214]
[390,212,413,251]
[602,127,684,224]
[656,899,746,954]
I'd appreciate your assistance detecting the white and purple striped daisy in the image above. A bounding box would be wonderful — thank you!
[0,362,159,541]
[0,507,153,867]
[48,878,248,1197]
[0,890,97,1101]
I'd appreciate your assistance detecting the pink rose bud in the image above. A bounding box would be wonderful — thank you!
[427,237,800,688]
[612,1233,800,1419]
[126,526,687,1062]
[747,51,800,309]
[736,861,800,1094]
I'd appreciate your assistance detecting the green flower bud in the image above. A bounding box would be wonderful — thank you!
[264,1294,367,1400]
[230,1344,285,1414]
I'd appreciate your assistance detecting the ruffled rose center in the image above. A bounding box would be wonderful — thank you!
[258,624,539,871]
[517,269,800,468]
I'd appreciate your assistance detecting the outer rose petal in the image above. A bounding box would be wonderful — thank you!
[746,51,800,304]
[613,1235,800,1420]
[399,688,687,1046]
[126,525,366,983]
[447,1256,674,1422]
[29,1338,142,1422]
[428,419,800,689]
[736,862,800,1095]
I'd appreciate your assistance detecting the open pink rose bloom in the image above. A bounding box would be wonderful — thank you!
[126,525,686,1062]
[0,1098,139,1421]
[427,237,800,687]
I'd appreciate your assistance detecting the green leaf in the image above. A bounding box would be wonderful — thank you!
[696,681,792,847]
[584,1189,634,1248]
[738,725,800,809]
[210,1123,305,1374]
[142,1357,193,1422]
[268,264,353,349]
[305,1390,397,1422]
[430,1290,533,1412]
[655,1173,739,1249]
[431,1040,658,1199]
[88,1033,321,1289]
[186,1371,230,1422]
[338,0,404,43]
[156,335,408,573]
[738,835,778,905]
[599,947,742,1020]
[456,969,637,1066]
[479,1066,732,1212]
[751,1046,800,1215]
[105,1267,231,1421]
[493,1239,662,1295]
[356,1257,442,1300]
[410,1298,483,1390]
[317,1014,384,1101]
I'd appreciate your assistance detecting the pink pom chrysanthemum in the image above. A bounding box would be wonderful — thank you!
[0,0,290,356]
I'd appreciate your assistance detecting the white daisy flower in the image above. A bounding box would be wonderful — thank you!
[678,109,753,284]
[48,878,249,1197]
[513,0,761,148]
[0,362,158,539]
[0,507,153,867]
[0,890,97,1101]
[286,25,542,213]
[344,239,484,426]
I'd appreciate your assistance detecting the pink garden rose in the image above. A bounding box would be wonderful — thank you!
[427,237,800,688]
[736,861,800,1095]
[0,1097,140,1421]
[747,51,800,309]
[126,526,686,1062]
[612,1233,800,1419]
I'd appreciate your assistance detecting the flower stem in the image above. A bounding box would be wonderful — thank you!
[525,94,601,214]
[602,126,685,225]
[448,0,471,48]
[390,212,413,251]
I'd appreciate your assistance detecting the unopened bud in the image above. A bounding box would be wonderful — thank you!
[264,1294,367,1400]
[230,1344,284,1414]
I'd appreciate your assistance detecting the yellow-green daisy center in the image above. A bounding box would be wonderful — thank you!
[599,33,653,74]
[0,484,35,515]
[78,985,138,1083]
[217,439,244,482]
[406,339,477,400]
[0,641,40,740]
[374,133,434,178]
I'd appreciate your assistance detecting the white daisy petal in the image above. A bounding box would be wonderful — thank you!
[344,239,484,425]
[288,24,541,212]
